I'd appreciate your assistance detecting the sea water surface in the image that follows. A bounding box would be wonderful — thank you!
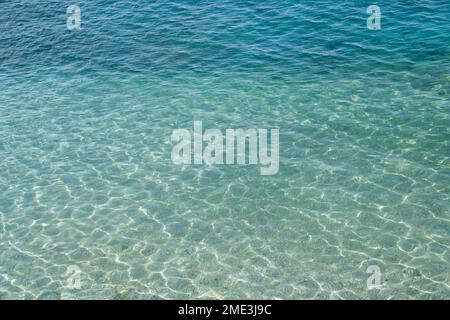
[0,0,449,299]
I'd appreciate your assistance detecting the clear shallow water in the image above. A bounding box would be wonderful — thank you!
[0,0,449,299]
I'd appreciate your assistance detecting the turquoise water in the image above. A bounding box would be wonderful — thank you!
[0,0,449,299]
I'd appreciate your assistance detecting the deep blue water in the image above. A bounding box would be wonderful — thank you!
[0,1,449,299]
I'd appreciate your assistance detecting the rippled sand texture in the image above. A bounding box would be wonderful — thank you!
[0,1,449,299]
